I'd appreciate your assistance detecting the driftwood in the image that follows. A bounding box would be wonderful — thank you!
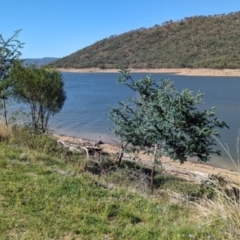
[83,145,102,155]
[57,140,89,159]
[57,139,103,160]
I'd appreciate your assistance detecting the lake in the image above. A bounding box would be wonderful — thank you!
[23,72,240,170]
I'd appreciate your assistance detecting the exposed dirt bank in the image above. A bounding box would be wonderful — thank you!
[58,68,240,77]
[54,134,240,185]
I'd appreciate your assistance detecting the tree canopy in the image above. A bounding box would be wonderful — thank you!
[109,71,228,190]
[0,30,24,124]
[10,62,66,133]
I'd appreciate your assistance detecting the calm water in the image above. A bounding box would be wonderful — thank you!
[26,72,240,169]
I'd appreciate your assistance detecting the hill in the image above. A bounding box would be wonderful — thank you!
[50,12,240,69]
[23,57,59,66]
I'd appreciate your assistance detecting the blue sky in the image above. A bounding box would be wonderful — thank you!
[1,0,240,58]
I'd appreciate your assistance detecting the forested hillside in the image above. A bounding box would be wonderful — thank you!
[51,12,240,69]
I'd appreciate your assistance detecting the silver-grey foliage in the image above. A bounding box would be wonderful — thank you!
[109,70,228,190]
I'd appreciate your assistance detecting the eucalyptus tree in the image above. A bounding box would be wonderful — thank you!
[0,30,24,125]
[10,62,66,133]
[109,70,228,191]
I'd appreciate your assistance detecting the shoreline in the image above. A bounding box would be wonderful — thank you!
[58,68,240,77]
[54,133,240,184]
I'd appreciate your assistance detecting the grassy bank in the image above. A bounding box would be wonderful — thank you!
[0,124,240,239]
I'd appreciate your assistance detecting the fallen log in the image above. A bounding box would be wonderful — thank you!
[57,139,90,159]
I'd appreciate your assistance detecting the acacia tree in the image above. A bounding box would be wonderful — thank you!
[0,30,24,125]
[109,70,228,192]
[10,62,66,133]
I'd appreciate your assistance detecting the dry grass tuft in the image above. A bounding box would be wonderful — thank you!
[196,188,240,238]
[195,136,240,239]
[0,122,12,141]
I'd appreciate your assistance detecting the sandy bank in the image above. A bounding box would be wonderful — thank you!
[54,134,240,185]
[58,68,240,77]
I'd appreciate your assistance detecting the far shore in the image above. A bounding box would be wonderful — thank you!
[58,68,240,77]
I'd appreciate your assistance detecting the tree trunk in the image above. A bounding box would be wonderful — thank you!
[2,98,8,126]
[150,165,155,194]
[150,144,157,194]
[39,105,45,133]
[117,150,124,165]
[30,102,37,133]
[44,111,51,133]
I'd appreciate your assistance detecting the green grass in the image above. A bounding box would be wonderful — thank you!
[0,125,238,239]
[0,142,229,240]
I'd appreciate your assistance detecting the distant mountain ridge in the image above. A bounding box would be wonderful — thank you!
[50,11,240,69]
[24,57,59,66]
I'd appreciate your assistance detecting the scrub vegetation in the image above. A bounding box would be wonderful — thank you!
[0,30,66,134]
[9,62,66,133]
[51,11,240,69]
[109,71,228,193]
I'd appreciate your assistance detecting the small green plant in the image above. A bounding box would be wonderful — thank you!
[199,180,217,199]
